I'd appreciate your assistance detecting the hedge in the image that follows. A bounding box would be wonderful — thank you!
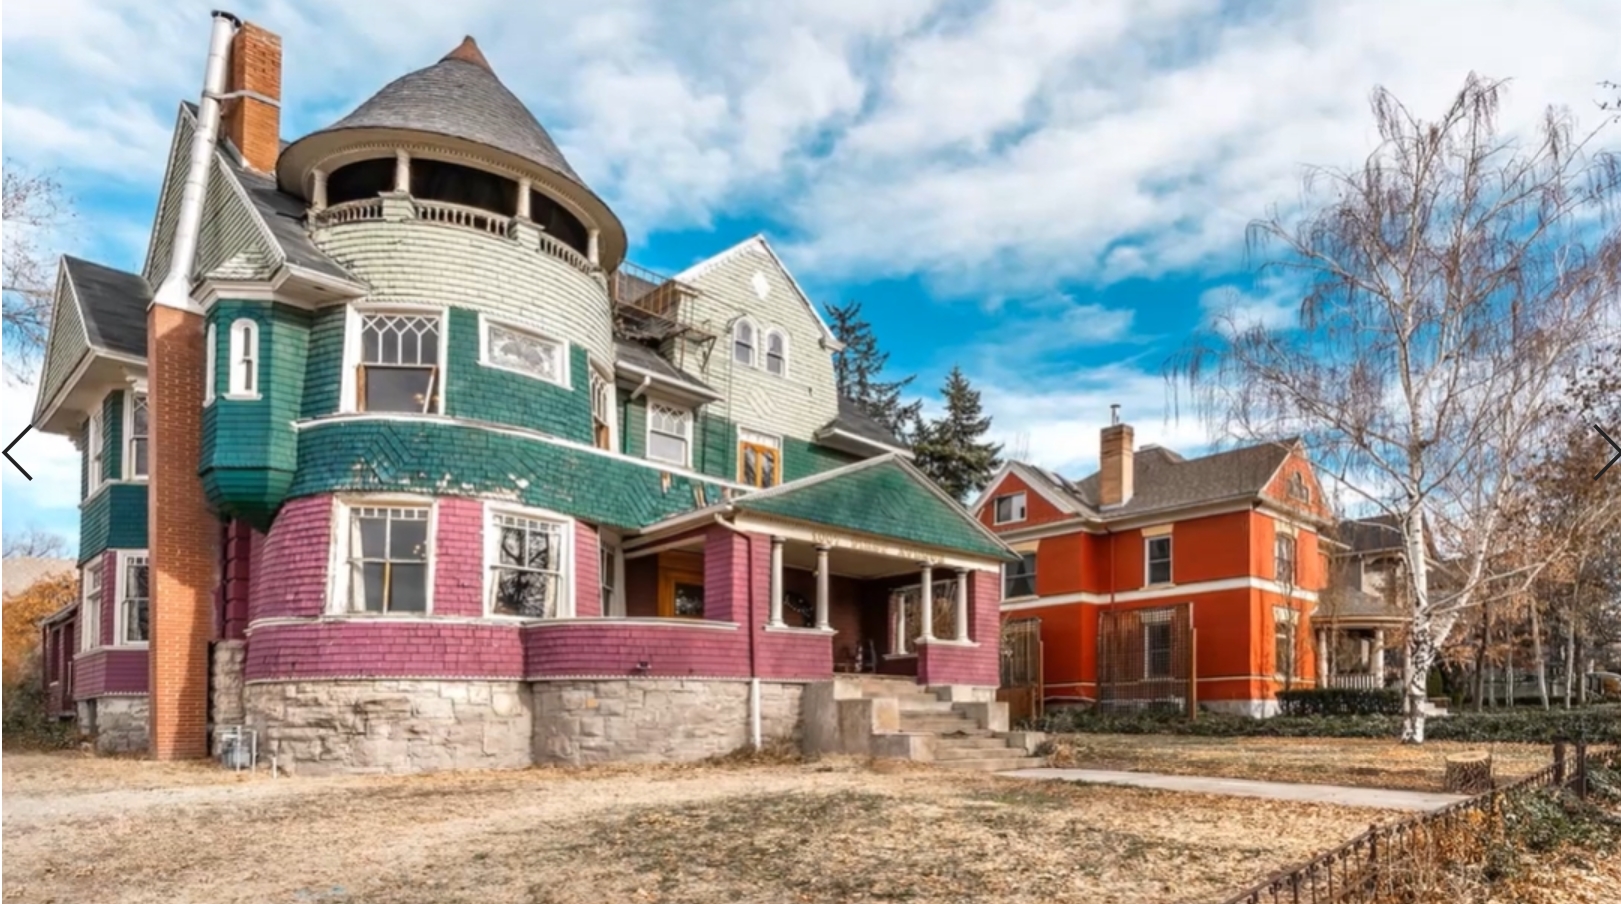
[1036,704,1621,744]
[1278,688,1403,717]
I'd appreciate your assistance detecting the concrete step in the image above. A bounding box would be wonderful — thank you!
[856,677,923,696]
[899,717,980,733]
[909,726,997,739]
[895,699,956,714]
[933,746,1030,762]
[934,755,1048,773]
[933,735,1009,750]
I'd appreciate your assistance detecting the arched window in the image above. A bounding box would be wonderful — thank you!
[228,318,259,398]
[733,319,756,367]
[204,322,217,405]
[765,330,788,377]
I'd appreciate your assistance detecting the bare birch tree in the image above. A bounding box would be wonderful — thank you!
[2,165,74,381]
[1176,74,1621,742]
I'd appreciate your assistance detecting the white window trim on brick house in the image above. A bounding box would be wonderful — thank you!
[204,322,217,406]
[123,389,150,481]
[79,559,104,653]
[646,398,694,468]
[326,494,439,616]
[476,312,571,389]
[113,550,150,648]
[338,304,450,416]
[1145,535,1173,587]
[481,501,575,620]
[993,491,1027,525]
[226,317,262,400]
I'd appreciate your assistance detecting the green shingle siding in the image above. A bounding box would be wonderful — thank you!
[301,305,347,418]
[622,395,647,459]
[80,483,149,564]
[783,434,860,482]
[288,420,731,531]
[735,460,1011,559]
[443,309,593,443]
[102,392,123,481]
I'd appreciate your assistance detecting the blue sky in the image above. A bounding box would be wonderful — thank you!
[3,0,1618,554]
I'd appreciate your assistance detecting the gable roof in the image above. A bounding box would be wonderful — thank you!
[223,144,357,283]
[1067,439,1298,518]
[1335,515,1406,556]
[673,235,841,349]
[731,454,1017,561]
[62,257,150,358]
[969,460,1093,519]
[814,397,910,456]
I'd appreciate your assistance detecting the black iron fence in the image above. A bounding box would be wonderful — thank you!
[1218,742,1615,904]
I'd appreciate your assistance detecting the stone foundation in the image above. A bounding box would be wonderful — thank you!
[245,680,533,776]
[532,679,803,765]
[211,640,247,755]
[84,696,150,754]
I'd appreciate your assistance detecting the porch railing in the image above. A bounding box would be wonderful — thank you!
[1325,673,1386,690]
[311,195,599,277]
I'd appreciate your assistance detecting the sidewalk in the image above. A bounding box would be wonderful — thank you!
[997,767,1467,811]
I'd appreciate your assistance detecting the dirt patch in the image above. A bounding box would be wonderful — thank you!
[1046,734,1554,792]
[1,751,1391,904]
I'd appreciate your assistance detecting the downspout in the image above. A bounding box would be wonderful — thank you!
[151,10,240,311]
[712,514,762,749]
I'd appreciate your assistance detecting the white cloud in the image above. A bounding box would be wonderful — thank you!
[0,367,83,556]
[1198,275,1300,333]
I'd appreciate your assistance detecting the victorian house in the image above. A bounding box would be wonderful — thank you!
[32,14,1033,774]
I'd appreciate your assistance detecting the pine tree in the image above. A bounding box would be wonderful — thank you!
[913,366,1003,502]
[826,300,923,442]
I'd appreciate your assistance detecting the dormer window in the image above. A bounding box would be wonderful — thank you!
[733,320,756,367]
[765,330,787,377]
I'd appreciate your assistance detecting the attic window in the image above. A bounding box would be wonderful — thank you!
[993,492,1027,525]
[1288,472,1311,503]
[765,330,787,377]
[733,320,756,367]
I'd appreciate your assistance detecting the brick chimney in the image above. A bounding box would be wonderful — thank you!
[1099,405,1134,507]
[222,22,282,173]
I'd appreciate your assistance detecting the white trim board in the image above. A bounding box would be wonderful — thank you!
[999,577,1320,611]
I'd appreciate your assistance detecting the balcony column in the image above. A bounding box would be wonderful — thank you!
[768,536,785,628]
[814,545,831,630]
[1316,629,1328,684]
[953,568,970,642]
[516,177,532,220]
[587,228,601,266]
[393,149,411,193]
[917,563,934,643]
[311,168,328,213]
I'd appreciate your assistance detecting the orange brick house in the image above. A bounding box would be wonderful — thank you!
[973,414,1333,717]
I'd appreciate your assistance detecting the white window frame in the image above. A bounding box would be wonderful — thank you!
[87,406,105,492]
[79,559,104,652]
[204,322,217,406]
[113,550,150,648]
[1273,605,1299,678]
[326,496,437,616]
[477,313,570,388]
[599,528,625,618]
[124,390,149,481]
[1003,551,1038,600]
[733,318,757,368]
[1275,534,1297,584]
[737,427,783,488]
[227,317,261,400]
[764,329,788,377]
[1141,607,1174,679]
[482,502,575,620]
[339,304,449,415]
[646,399,693,468]
[993,492,1027,525]
[589,361,617,452]
[1145,535,1173,586]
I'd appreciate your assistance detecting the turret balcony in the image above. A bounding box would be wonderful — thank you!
[314,194,598,277]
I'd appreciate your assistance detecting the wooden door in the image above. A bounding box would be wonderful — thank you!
[657,551,705,619]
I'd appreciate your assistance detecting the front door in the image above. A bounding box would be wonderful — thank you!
[656,550,705,619]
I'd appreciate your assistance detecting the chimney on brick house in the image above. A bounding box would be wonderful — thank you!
[1099,405,1134,507]
[221,22,282,172]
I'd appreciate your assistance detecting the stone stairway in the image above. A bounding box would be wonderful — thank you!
[852,676,1047,773]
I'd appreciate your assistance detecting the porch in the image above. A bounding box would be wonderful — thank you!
[1315,625,1402,690]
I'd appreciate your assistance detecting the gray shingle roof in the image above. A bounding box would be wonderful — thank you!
[311,39,584,189]
[224,146,356,282]
[63,256,150,358]
[613,340,714,395]
[1315,587,1409,622]
[1065,440,1296,517]
[821,397,908,451]
[1336,516,1405,555]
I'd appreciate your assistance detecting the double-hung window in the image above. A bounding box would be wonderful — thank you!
[1003,552,1037,599]
[590,368,613,451]
[228,318,259,397]
[647,401,692,467]
[993,492,1026,525]
[738,430,781,488]
[600,544,618,616]
[489,512,567,618]
[1275,534,1297,585]
[1146,535,1173,585]
[119,554,149,644]
[733,320,756,366]
[87,408,105,490]
[348,506,430,613]
[1273,606,1298,678]
[127,393,149,479]
[765,331,787,377]
[80,561,104,651]
[358,313,441,413]
[1142,608,1174,679]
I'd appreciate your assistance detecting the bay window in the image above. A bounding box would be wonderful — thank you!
[118,553,149,644]
[347,505,431,613]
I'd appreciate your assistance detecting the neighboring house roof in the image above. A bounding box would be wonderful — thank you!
[613,340,719,401]
[1336,515,1405,556]
[2,557,75,599]
[1314,588,1411,623]
[296,39,585,190]
[61,256,151,358]
[1065,440,1298,519]
[815,397,909,455]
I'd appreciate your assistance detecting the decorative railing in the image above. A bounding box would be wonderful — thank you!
[317,197,384,226]
[311,195,599,277]
[411,198,512,239]
[1325,672,1385,690]
[535,229,594,274]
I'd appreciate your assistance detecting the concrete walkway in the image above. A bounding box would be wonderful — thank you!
[997,768,1467,811]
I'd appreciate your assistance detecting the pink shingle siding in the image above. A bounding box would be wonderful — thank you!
[250,495,332,620]
[573,523,600,617]
[432,498,484,617]
[73,648,149,698]
[244,620,526,680]
[915,570,1001,686]
[523,621,746,678]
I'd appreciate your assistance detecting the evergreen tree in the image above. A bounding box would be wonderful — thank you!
[826,300,923,442]
[913,366,1003,502]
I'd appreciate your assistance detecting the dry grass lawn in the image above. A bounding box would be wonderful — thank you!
[2,751,1395,904]
[1048,734,1556,792]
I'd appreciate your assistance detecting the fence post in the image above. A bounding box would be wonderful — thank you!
[1553,741,1567,787]
[1575,741,1589,800]
[1367,824,1380,895]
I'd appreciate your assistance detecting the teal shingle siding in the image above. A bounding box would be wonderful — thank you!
[622,395,647,459]
[102,392,123,481]
[734,460,1013,560]
[444,309,593,443]
[288,419,730,531]
[784,434,860,482]
[201,302,310,526]
[80,483,149,563]
[79,419,89,501]
[301,305,347,418]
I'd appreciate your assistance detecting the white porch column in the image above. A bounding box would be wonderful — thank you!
[953,568,970,642]
[918,563,934,643]
[516,177,532,220]
[394,149,411,193]
[1316,629,1328,684]
[311,168,328,212]
[814,545,831,630]
[1373,629,1386,685]
[587,228,601,265]
[1359,636,1371,671]
[768,536,785,628]
[891,586,907,656]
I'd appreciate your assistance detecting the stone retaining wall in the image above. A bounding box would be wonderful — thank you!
[532,678,803,765]
[211,640,247,754]
[89,696,150,754]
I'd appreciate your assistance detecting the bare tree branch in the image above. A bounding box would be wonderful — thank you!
[2,163,74,382]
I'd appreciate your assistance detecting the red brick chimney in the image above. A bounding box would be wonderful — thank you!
[1099,405,1134,507]
[222,22,281,173]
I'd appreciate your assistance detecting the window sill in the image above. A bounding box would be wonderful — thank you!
[915,637,978,648]
[1002,593,1039,604]
[112,642,150,650]
[1143,582,1176,591]
[222,392,262,402]
[763,624,835,636]
[882,652,918,661]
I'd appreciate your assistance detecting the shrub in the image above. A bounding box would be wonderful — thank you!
[1278,687,1402,716]
[1,679,78,751]
[1036,703,1621,744]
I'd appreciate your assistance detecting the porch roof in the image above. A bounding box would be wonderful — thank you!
[730,455,1019,562]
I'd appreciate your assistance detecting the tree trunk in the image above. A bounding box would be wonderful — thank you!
[1401,620,1436,743]
[1444,751,1494,793]
[1531,600,1549,710]
[1474,605,1489,712]
[1564,591,1577,710]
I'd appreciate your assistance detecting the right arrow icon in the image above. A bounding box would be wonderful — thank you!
[1597,425,1621,480]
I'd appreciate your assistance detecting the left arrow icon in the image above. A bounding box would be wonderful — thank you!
[4,425,34,480]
